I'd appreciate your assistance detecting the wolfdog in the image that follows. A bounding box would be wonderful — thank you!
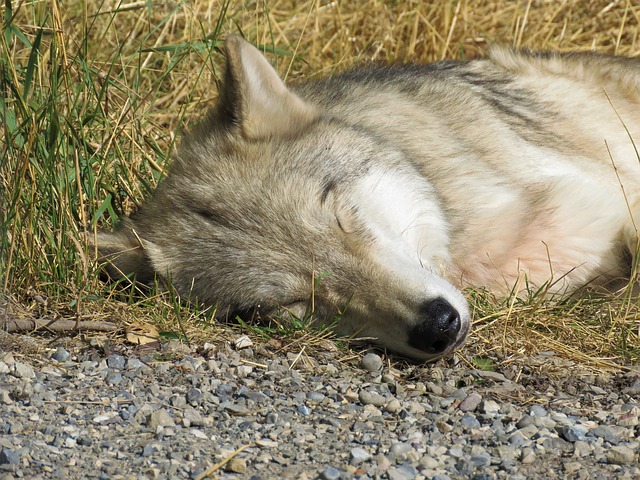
[94,35,640,361]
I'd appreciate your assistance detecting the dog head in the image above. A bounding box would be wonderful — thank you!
[94,35,471,361]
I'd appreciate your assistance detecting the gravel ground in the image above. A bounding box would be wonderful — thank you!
[1,334,639,480]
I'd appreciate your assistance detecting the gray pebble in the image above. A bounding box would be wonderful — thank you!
[175,357,196,372]
[529,405,547,417]
[170,394,187,409]
[500,458,518,472]
[573,440,593,457]
[51,347,70,362]
[387,464,418,480]
[361,353,383,372]
[217,383,235,395]
[265,412,279,424]
[461,414,481,429]
[470,452,492,467]
[452,388,468,400]
[448,446,464,458]
[588,425,622,444]
[187,388,203,405]
[606,446,636,464]
[473,369,508,382]
[559,425,586,442]
[385,398,402,414]
[0,448,19,465]
[0,362,10,374]
[419,455,439,469]
[550,437,573,452]
[223,403,250,415]
[350,447,371,464]
[390,442,414,460]
[107,354,126,370]
[382,373,395,383]
[550,412,574,426]
[225,457,247,473]
[13,362,35,379]
[297,405,311,415]
[105,370,122,384]
[126,358,145,370]
[426,381,443,395]
[323,417,342,428]
[358,389,386,407]
[320,466,342,480]
[508,431,530,447]
[148,409,175,429]
[244,391,270,403]
[0,390,12,405]
[77,435,93,446]
[516,414,535,428]
[480,399,501,415]
[307,391,325,402]
[518,425,538,441]
[142,443,157,457]
[459,392,482,412]
[183,408,206,427]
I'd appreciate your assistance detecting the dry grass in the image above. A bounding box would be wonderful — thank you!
[2,0,640,370]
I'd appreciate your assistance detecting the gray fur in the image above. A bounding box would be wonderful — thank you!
[95,35,640,360]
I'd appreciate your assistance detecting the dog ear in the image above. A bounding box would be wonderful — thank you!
[218,35,317,139]
[88,227,156,285]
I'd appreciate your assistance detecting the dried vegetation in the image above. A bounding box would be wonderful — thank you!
[1,0,640,370]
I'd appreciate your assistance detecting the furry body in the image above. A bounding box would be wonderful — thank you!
[97,36,640,360]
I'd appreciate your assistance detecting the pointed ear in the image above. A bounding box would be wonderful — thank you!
[219,35,317,139]
[87,227,156,285]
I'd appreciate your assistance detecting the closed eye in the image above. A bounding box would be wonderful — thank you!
[195,209,217,221]
[320,178,337,206]
[334,205,362,235]
[193,208,236,229]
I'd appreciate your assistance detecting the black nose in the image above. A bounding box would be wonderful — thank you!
[409,298,461,354]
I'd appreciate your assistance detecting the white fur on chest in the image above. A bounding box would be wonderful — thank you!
[453,142,634,292]
[352,145,633,295]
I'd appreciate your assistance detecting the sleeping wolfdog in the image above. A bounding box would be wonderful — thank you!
[95,35,640,360]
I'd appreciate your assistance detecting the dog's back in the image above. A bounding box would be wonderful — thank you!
[292,47,640,292]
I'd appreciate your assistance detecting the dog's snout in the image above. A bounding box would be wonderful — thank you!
[409,298,462,354]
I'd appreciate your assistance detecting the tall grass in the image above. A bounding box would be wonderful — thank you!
[1,0,639,366]
[1,1,225,308]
